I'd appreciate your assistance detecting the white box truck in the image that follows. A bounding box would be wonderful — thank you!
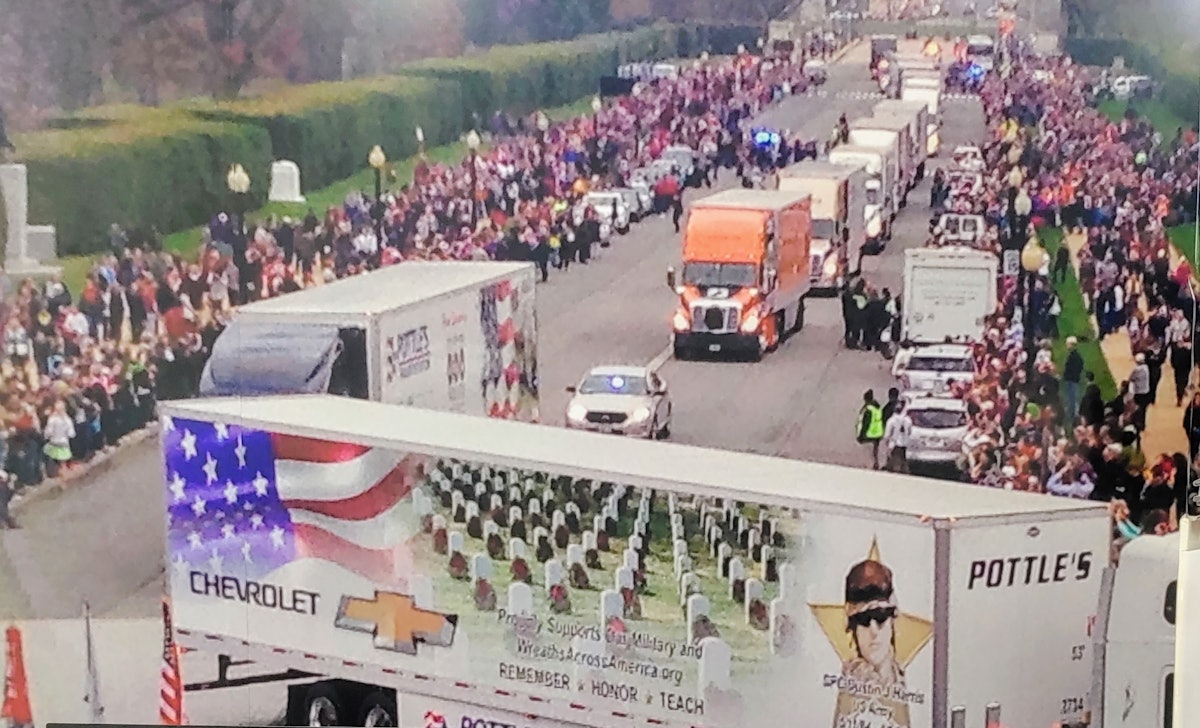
[828,144,894,252]
[846,119,909,209]
[901,247,999,345]
[198,261,540,421]
[154,394,1179,728]
[874,100,933,173]
[776,161,869,293]
[901,82,944,153]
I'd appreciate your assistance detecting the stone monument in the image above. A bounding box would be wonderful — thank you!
[268,160,306,204]
[0,163,61,276]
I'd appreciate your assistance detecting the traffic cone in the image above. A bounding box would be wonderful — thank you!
[1,626,34,728]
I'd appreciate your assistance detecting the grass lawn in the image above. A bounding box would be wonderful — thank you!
[1097,98,1189,135]
[1040,228,1118,400]
[1168,224,1200,267]
[56,95,600,294]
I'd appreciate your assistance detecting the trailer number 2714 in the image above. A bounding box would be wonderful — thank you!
[1061,697,1085,715]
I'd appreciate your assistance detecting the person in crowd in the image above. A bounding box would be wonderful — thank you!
[857,389,885,470]
[883,402,912,474]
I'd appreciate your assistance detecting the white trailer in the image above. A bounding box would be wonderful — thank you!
[902,247,998,345]
[199,261,540,421]
[873,99,934,170]
[776,160,869,291]
[828,144,895,251]
[846,120,908,209]
[156,394,1176,728]
[901,82,944,152]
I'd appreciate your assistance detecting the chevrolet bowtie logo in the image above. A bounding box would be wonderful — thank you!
[335,591,458,655]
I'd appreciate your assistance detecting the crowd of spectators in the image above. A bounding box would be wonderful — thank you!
[0,47,823,501]
[886,42,1198,542]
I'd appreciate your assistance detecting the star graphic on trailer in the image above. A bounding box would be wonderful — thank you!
[180,429,198,460]
[808,538,933,668]
[202,453,220,484]
[169,473,187,502]
[214,422,229,440]
[234,436,248,468]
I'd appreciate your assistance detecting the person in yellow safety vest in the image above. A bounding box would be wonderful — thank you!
[857,389,886,470]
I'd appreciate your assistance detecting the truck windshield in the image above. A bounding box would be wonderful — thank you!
[910,409,968,429]
[968,43,994,57]
[865,187,881,205]
[579,374,647,395]
[683,262,758,287]
[812,219,837,240]
[908,356,974,373]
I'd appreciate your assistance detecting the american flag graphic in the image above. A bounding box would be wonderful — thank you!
[162,417,427,585]
[159,599,184,726]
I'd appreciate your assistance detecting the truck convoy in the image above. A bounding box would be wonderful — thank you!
[668,189,812,360]
[775,161,869,293]
[846,118,909,208]
[900,247,999,345]
[199,261,540,421]
[873,99,933,176]
[145,393,1179,728]
[827,144,893,251]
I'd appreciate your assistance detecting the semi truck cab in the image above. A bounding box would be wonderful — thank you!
[668,190,812,361]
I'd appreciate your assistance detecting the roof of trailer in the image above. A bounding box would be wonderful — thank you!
[164,396,1109,523]
[235,261,532,317]
[690,189,810,211]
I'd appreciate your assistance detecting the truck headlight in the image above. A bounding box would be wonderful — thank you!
[867,216,882,237]
[823,255,840,277]
[741,309,761,333]
[567,405,588,422]
[928,132,940,154]
[629,407,651,423]
[672,310,690,332]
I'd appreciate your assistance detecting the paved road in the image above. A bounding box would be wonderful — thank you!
[0,41,984,721]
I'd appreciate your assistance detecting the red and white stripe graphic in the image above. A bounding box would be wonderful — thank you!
[270,434,425,585]
[160,599,185,726]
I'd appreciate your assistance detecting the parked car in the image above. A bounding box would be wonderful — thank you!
[803,59,828,85]
[583,190,632,234]
[564,365,673,439]
[612,187,645,222]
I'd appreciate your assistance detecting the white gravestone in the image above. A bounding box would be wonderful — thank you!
[544,560,565,590]
[582,531,597,551]
[432,514,447,531]
[566,544,584,567]
[490,493,504,511]
[680,572,700,604]
[471,554,493,583]
[268,160,306,203]
[508,537,526,560]
[674,553,692,582]
[483,521,500,540]
[686,594,710,641]
[615,566,634,591]
[744,578,765,621]
[673,540,688,558]
[507,582,534,616]
[447,531,465,556]
[697,637,732,690]
[600,590,623,627]
[509,505,523,525]
[1,164,59,274]
[623,549,640,571]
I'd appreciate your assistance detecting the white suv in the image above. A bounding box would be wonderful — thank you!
[893,343,977,396]
[904,395,969,464]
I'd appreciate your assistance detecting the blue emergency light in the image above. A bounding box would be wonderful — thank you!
[754,130,780,147]
[609,376,626,390]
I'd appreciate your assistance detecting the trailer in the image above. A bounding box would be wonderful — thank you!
[776,161,870,292]
[846,119,908,207]
[901,247,998,345]
[158,394,1174,728]
[828,144,895,251]
[199,261,539,421]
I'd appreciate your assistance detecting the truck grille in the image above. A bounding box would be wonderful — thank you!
[691,305,738,333]
[585,411,628,425]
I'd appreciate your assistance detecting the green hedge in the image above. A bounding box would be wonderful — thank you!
[1063,37,1199,132]
[14,22,705,257]
[15,112,273,256]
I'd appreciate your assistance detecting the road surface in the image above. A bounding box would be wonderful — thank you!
[0,41,986,723]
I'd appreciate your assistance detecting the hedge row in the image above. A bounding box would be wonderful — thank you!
[16,22,740,257]
[1063,37,1199,131]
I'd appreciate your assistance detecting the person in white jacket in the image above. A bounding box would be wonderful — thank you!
[883,403,913,474]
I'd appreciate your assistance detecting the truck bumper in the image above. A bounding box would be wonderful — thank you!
[674,331,760,358]
[564,419,654,438]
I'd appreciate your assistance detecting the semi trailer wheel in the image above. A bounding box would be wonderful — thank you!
[303,684,345,726]
[358,691,398,727]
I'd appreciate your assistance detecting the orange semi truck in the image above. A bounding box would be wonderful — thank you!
[666,189,812,361]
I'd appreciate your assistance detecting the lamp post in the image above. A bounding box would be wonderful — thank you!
[1019,235,1044,377]
[368,145,387,244]
[225,163,251,237]
[757,36,765,56]
[466,129,481,228]
[415,126,425,155]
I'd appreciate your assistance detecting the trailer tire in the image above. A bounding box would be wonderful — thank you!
[302,683,346,726]
[357,691,398,727]
[673,342,690,361]
[794,299,806,332]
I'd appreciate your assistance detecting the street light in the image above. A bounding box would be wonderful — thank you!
[757,37,765,54]
[700,51,710,63]
[466,129,481,227]
[368,145,387,243]
[225,163,251,236]
[737,43,747,55]
[415,126,425,154]
[1019,234,1045,376]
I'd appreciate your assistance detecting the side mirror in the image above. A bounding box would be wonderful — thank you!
[565,385,577,393]
[666,267,677,289]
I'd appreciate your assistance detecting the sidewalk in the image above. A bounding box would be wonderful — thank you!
[1062,231,1188,459]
